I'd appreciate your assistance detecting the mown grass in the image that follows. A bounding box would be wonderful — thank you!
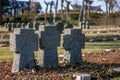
[0,47,13,61]
[0,40,120,61]
[86,33,120,37]
[113,77,120,80]
[83,40,120,53]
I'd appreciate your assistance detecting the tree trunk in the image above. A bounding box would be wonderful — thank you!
[53,0,59,23]
[45,4,48,22]
[0,0,3,25]
[61,0,64,20]
[78,0,84,22]
[106,1,109,17]
[66,0,70,20]
[87,1,90,20]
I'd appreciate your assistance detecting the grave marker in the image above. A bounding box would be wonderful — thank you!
[10,28,38,72]
[27,23,33,29]
[63,28,85,64]
[37,24,60,67]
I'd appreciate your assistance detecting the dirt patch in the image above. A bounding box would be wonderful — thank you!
[0,50,120,80]
[83,50,120,65]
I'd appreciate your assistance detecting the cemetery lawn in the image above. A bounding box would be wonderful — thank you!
[0,47,13,61]
[0,40,120,61]
[83,40,120,53]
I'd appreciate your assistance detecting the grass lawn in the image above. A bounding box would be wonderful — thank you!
[0,47,13,61]
[113,77,120,80]
[83,40,120,53]
[0,40,120,61]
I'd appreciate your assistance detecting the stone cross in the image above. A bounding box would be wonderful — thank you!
[63,28,85,64]
[10,28,38,73]
[37,24,60,67]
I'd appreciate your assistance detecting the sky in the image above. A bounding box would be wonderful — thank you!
[17,0,106,11]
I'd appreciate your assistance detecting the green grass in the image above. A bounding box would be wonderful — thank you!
[0,40,120,61]
[113,77,120,80]
[83,40,120,53]
[58,40,120,54]
[0,47,13,61]
[86,33,120,37]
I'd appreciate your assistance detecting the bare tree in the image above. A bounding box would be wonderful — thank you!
[44,0,49,21]
[61,0,64,20]
[78,0,85,22]
[0,0,3,25]
[53,0,59,23]
[12,0,17,21]
[65,0,71,20]
[28,0,31,20]
[99,0,117,17]
[84,0,93,20]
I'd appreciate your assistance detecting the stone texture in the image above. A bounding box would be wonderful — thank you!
[10,28,38,73]
[63,28,85,64]
[37,24,60,67]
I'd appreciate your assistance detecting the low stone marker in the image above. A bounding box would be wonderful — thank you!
[37,24,60,67]
[76,74,91,80]
[63,28,85,64]
[10,28,38,73]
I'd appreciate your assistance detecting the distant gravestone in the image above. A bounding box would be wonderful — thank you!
[37,24,60,67]
[7,23,12,31]
[35,23,40,30]
[4,23,7,28]
[76,74,91,80]
[12,23,17,28]
[10,28,38,73]
[16,23,21,28]
[64,22,73,29]
[63,28,85,64]
[11,23,17,31]
[56,22,64,34]
[21,23,25,28]
[85,21,90,29]
[27,23,33,29]
[79,22,82,29]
